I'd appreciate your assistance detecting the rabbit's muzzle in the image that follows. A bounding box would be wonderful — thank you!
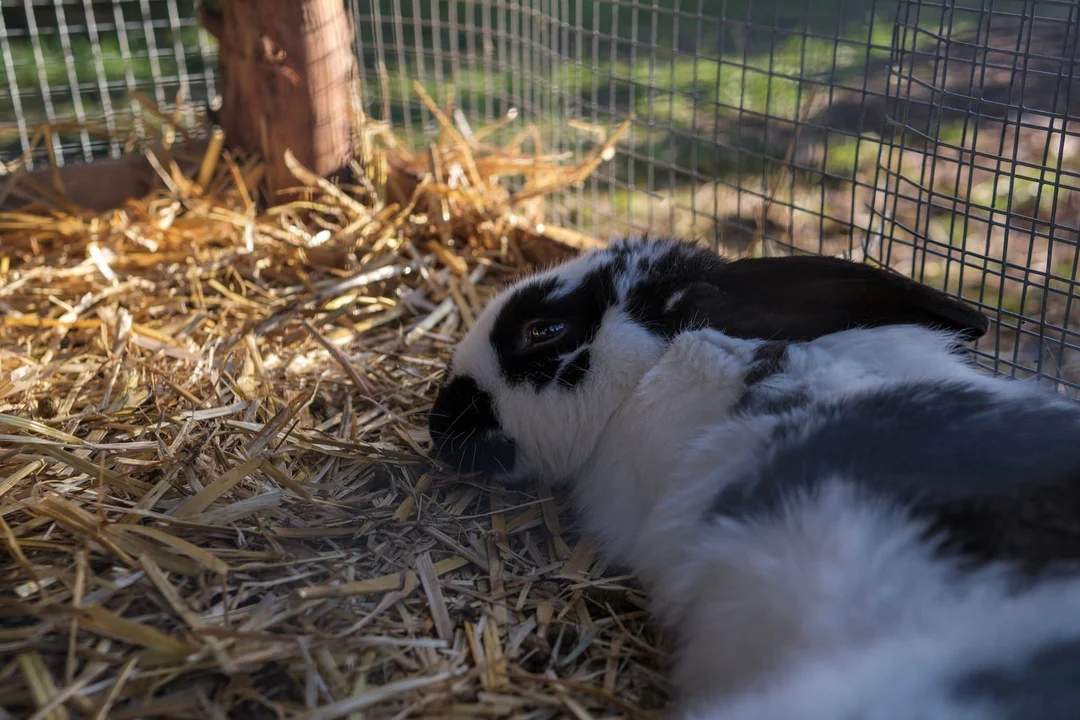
[428,375,518,481]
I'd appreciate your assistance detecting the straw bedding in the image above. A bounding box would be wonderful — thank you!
[0,89,666,719]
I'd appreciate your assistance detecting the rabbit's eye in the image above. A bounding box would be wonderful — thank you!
[524,320,567,346]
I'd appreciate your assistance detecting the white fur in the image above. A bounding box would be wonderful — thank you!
[441,240,1080,717]
[683,568,1080,720]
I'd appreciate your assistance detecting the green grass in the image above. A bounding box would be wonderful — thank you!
[362,5,901,190]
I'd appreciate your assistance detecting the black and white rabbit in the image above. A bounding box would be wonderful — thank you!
[428,236,1080,718]
[428,235,988,488]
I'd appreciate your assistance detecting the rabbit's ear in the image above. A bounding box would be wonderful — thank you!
[667,255,990,342]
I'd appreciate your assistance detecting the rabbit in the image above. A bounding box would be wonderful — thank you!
[427,235,1080,715]
[428,235,988,490]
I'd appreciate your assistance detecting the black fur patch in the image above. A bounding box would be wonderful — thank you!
[952,636,1080,719]
[490,267,617,390]
[732,342,808,415]
[619,236,987,343]
[429,375,499,438]
[428,375,517,477]
[557,348,591,388]
[623,241,731,338]
[708,382,1080,571]
[744,341,790,386]
[736,388,811,417]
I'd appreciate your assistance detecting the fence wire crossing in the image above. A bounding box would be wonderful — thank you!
[3,0,1080,392]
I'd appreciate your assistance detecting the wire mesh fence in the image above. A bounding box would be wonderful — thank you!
[0,0,217,167]
[3,0,1079,392]
[869,0,1080,389]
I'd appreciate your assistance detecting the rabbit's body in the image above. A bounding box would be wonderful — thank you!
[670,488,1080,720]
[427,236,1080,717]
[581,325,1080,577]
[576,325,991,563]
[575,325,1080,715]
[429,237,989,490]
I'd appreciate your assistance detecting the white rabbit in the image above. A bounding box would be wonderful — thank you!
[427,236,1080,717]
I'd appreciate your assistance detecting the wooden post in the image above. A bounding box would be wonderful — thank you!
[202,0,357,202]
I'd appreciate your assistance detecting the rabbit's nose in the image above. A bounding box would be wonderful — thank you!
[429,375,518,480]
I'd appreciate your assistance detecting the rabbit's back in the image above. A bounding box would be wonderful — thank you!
[709,380,1080,572]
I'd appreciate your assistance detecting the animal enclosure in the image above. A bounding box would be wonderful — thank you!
[5,0,1080,391]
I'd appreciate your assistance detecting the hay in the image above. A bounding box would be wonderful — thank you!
[0,87,665,719]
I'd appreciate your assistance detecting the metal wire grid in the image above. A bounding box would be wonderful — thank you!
[350,0,899,259]
[349,0,569,167]
[869,0,1080,388]
[351,0,1080,391]
[0,0,218,168]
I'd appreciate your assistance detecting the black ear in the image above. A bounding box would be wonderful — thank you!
[667,255,990,343]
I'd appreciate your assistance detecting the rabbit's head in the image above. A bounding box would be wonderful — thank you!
[428,237,989,487]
